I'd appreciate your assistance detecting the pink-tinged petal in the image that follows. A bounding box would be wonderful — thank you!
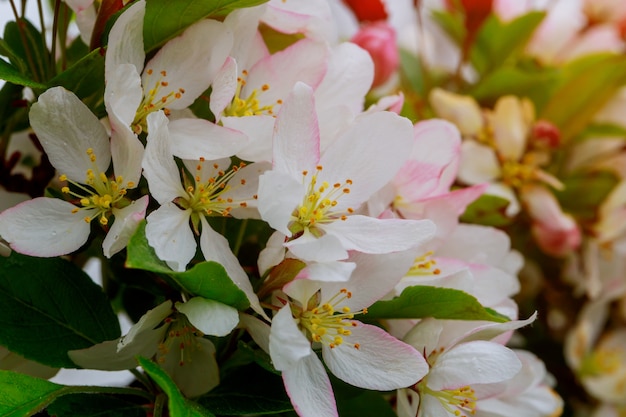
[199,217,266,318]
[273,82,320,177]
[105,63,143,128]
[315,42,373,115]
[103,195,149,258]
[161,337,219,398]
[257,170,305,236]
[245,39,328,105]
[269,306,313,371]
[323,323,428,390]
[457,140,501,185]
[223,5,269,71]
[105,0,146,79]
[322,215,435,255]
[0,198,90,257]
[222,115,277,163]
[404,120,462,197]
[143,112,187,204]
[167,118,248,160]
[145,203,194,272]
[143,19,233,109]
[319,111,414,208]
[492,96,530,161]
[437,223,512,265]
[176,298,238,337]
[29,87,110,180]
[262,0,336,42]
[285,229,349,263]
[396,266,474,297]
[210,57,238,121]
[428,341,522,390]
[282,353,338,417]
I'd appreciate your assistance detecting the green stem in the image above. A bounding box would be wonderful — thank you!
[36,0,46,48]
[63,384,154,401]
[232,218,248,256]
[153,393,167,417]
[50,0,61,75]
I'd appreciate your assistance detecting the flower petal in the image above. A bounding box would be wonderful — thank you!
[323,323,428,390]
[210,56,238,121]
[285,228,349,263]
[143,19,233,109]
[176,297,239,337]
[29,87,110,181]
[105,0,146,79]
[282,353,338,417]
[167,118,248,160]
[457,140,501,185]
[143,111,187,204]
[161,337,219,398]
[257,170,305,236]
[221,115,276,163]
[0,198,91,257]
[103,195,149,258]
[269,305,312,371]
[145,203,195,272]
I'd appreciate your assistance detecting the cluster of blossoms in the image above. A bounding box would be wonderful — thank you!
[1,0,626,416]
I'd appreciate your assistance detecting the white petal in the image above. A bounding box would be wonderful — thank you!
[239,313,271,353]
[145,203,195,272]
[457,140,501,185]
[269,305,312,371]
[199,218,266,318]
[323,323,428,390]
[143,112,187,204]
[428,341,522,390]
[0,198,91,257]
[323,215,435,254]
[103,195,149,258]
[105,0,146,79]
[29,87,110,180]
[143,19,233,108]
[105,63,143,128]
[119,300,173,349]
[273,82,320,178]
[176,297,239,337]
[302,260,355,282]
[282,353,338,417]
[492,96,528,162]
[319,111,414,208]
[222,115,276,163]
[168,118,248,160]
[210,56,238,121]
[257,170,305,236]
[285,229,348,263]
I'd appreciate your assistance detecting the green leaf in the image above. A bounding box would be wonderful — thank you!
[126,221,249,310]
[555,170,620,221]
[469,65,559,107]
[366,286,508,322]
[0,252,121,368]
[47,393,147,417]
[47,48,105,102]
[336,390,396,417]
[143,0,270,52]
[470,12,545,76]
[0,370,64,417]
[0,58,46,89]
[540,53,626,142]
[198,363,292,415]
[574,123,626,141]
[2,19,53,83]
[431,9,466,46]
[138,357,215,417]
[460,193,513,226]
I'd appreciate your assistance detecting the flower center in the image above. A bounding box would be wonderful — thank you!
[579,348,622,377]
[289,165,354,236]
[176,159,253,233]
[157,313,203,367]
[293,288,366,350]
[500,159,537,189]
[407,251,441,276]
[133,69,185,134]
[222,70,282,117]
[420,383,477,417]
[59,148,133,225]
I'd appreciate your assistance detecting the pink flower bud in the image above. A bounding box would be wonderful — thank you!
[531,120,561,149]
[350,21,399,88]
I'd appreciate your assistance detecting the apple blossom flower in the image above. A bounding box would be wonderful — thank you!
[0,87,148,258]
[141,111,268,315]
[70,298,238,397]
[266,250,429,417]
[257,82,436,263]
